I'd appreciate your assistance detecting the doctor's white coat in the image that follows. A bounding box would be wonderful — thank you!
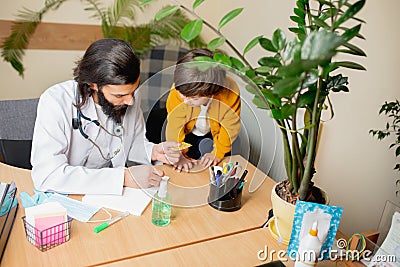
[31,80,154,195]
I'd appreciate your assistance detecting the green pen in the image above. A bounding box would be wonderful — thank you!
[94,211,130,233]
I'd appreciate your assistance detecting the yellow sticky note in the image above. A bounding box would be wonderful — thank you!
[170,142,192,151]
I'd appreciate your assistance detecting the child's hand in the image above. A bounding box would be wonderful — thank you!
[200,153,221,167]
[173,157,197,173]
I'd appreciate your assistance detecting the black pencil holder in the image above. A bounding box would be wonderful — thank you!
[208,178,243,212]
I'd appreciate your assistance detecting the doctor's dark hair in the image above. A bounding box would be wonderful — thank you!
[73,38,140,108]
[174,48,226,97]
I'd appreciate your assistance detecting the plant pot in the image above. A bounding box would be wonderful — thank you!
[269,180,329,245]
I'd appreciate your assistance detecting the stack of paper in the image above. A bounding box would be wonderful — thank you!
[82,187,158,216]
[25,202,68,247]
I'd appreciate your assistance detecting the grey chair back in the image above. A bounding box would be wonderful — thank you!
[139,45,188,143]
[0,98,39,169]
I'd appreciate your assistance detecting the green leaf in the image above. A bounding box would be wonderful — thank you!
[333,0,366,29]
[255,66,271,75]
[301,30,344,60]
[313,16,330,29]
[187,58,215,71]
[181,19,203,42]
[218,8,243,30]
[272,29,286,51]
[332,61,366,70]
[194,56,214,62]
[139,0,156,8]
[245,84,258,94]
[273,77,301,97]
[278,59,323,77]
[230,56,246,72]
[342,42,367,56]
[258,57,281,67]
[253,95,269,109]
[296,1,305,11]
[261,89,282,107]
[213,53,232,67]
[155,5,180,21]
[270,109,284,119]
[266,75,282,84]
[290,15,305,25]
[244,35,262,55]
[252,76,266,85]
[342,24,361,42]
[302,69,319,88]
[259,38,277,52]
[246,69,256,79]
[207,37,226,51]
[338,26,365,40]
[281,104,296,118]
[289,27,306,35]
[298,91,316,107]
[293,8,305,18]
[282,39,301,62]
[192,0,205,10]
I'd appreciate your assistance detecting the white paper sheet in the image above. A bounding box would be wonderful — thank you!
[82,187,158,216]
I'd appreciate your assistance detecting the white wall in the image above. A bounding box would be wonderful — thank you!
[190,0,400,236]
[1,0,399,236]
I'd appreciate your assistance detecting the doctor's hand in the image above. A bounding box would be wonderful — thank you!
[124,166,164,188]
[151,142,182,165]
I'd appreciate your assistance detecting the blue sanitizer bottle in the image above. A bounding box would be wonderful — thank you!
[151,176,171,226]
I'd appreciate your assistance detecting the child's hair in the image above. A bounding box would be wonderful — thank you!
[174,48,226,97]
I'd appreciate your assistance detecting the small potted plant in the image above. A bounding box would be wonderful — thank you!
[370,100,400,200]
[150,0,367,242]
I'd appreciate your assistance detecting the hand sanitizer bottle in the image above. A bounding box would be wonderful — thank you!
[151,176,171,226]
[294,221,323,267]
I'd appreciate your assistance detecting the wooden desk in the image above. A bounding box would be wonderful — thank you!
[101,227,288,267]
[102,228,346,267]
[0,155,275,266]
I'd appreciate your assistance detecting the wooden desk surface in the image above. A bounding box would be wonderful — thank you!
[101,227,287,267]
[0,155,275,266]
[101,228,346,267]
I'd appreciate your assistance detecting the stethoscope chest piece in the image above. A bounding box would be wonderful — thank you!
[114,124,124,137]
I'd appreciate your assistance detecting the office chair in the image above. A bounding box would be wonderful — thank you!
[0,98,39,169]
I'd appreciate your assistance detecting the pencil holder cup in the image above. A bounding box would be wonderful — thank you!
[208,178,243,212]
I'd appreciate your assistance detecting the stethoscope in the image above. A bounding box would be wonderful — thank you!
[72,86,123,161]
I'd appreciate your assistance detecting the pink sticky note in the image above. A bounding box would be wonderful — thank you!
[34,214,66,247]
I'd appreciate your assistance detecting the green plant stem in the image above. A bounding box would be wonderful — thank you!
[299,70,323,200]
[279,119,295,191]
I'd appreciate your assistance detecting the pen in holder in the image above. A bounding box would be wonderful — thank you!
[208,166,246,212]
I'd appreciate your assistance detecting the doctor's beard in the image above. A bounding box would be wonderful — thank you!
[97,88,128,124]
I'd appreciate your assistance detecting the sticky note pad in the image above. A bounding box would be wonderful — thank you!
[25,202,68,247]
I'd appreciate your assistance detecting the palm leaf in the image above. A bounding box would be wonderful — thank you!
[1,0,68,77]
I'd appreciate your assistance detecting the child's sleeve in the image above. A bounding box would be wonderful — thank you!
[166,87,187,144]
[212,86,241,159]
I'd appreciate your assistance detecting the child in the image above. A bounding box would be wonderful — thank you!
[166,48,241,172]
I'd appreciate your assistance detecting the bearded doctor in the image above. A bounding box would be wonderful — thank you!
[31,38,182,195]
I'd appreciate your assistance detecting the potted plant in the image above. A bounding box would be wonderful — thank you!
[1,0,205,77]
[370,100,400,200]
[148,0,366,242]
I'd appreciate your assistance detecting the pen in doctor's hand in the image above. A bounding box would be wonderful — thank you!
[94,211,130,233]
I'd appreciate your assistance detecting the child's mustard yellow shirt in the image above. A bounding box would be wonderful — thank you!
[166,77,241,159]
